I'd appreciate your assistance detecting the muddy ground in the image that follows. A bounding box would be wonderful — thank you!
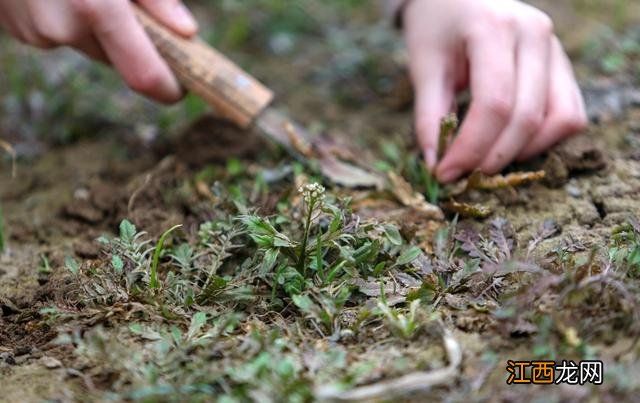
[1,1,640,402]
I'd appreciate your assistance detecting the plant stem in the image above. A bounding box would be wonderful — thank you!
[150,224,182,290]
[437,114,459,162]
[298,201,314,276]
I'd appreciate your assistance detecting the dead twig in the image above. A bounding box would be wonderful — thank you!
[316,328,462,401]
[0,139,17,178]
[127,173,152,214]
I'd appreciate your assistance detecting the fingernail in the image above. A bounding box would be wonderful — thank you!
[175,4,198,33]
[424,148,437,170]
[438,168,463,183]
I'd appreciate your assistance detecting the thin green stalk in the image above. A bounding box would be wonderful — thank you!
[297,204,314,276]
[150,224,182,290]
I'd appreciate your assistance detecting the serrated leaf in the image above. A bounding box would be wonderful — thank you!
[119,219,137,243]
[112,255,124,273]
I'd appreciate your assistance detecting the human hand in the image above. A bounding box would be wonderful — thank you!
[403,0,588,182]
[0,0,198,103]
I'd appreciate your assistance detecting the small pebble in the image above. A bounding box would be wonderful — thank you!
[73,188,90,201]
[2,353,16,365]
[565,181,582,198]
[41,356,63,369]
[15,346,32,356]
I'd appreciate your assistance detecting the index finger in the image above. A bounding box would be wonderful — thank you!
[436,27,517,182]
[75,0,182,103]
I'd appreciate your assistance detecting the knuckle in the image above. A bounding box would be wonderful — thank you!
[456,139,486,165]
[516,110,545,132]
[14,25,54,49]
[31,23,73,46]
[553,109,588,135]
[479,95,513,121]
[531,11,554,35]
[563,113,589,133]
[486,9,518,31]
[70,0,100,21]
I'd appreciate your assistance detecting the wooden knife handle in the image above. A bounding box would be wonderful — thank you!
[133,5,274,128]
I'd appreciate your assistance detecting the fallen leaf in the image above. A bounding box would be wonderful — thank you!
[467,170,546,190]
[285,121,314,158]
[319,154,386,189]
[387,172,444,220]
[443,200,492,219]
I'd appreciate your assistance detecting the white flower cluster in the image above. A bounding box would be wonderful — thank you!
[298,183,326,204]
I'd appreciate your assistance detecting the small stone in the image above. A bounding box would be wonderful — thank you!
[565,181,582,198]
[73,187,90,201]
[41,356,62,369]
[2,353,16,365]
[15,346,32,356]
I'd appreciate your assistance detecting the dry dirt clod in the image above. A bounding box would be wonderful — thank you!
[173,115,265,168]
[555,136,607,172]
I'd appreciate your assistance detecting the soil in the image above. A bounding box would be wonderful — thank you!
[1,2,640,401]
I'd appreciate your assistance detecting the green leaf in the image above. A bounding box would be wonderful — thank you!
[292,294,315,313]
[170,326,182,345]
[395,246,421,267]
[260,248,279,274]
[206,275,228,290]
[240,216,276,236]
[383,224,403,246]
[187,312,207,340]
[272,234,293,248]
[150,224,182,289]
[119,219,137,243]
[328,206,343,233]
[373,261,386,277]
[64,255,79,275]
[129,323,143,334]
[226,158,244,176]
[112,255,124,273]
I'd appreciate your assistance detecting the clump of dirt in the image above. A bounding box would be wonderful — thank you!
[0,314,56,353]
[58,116,268,237]
[171,114,268,168]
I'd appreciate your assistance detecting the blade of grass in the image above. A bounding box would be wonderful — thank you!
[150,224,182,289]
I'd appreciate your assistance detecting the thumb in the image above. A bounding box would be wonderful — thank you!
[136,0,198,37]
